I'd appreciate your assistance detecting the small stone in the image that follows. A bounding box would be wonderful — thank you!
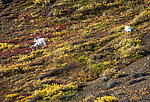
[131,73,140,78]
[117,73,128,78]
[139,72,149,77]
[117,92,125,95]
[101,77,109,82]
[97,54,105,59]
[144,63,147,67]
[120,97,130,102]
[115,56,120,61]
[144,63,150,68]
[128,78,145,85]
[107,80,118,89]
[92,55,97,60]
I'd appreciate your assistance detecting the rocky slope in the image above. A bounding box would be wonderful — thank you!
[0,0,150,102]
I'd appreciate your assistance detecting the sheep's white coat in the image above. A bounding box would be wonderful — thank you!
[32,38,46,50]
[125,25,132,33]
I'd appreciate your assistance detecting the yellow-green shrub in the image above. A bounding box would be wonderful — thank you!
[33,0,50,5]
[94,96,118,102]
[130,10,150,25]
[18,50,43,62]
[113,37,143,58]
[6,93,20,99]
[32,82,78,101]
[0,43,13,51]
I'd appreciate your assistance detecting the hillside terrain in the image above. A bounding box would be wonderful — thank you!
[0,0,150,102]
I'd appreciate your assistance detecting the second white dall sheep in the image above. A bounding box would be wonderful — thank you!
[125,25,132,33]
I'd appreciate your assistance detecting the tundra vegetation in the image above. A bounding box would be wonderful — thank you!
[0,0,150,102]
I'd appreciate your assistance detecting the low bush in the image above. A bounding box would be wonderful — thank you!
[94,96,118,102]
[33,0,50,5]
[33,0,56,5]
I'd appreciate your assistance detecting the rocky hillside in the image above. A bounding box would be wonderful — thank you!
[0,0,150,101]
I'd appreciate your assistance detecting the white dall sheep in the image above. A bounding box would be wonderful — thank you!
[125,25,132,33]
[31,38,46,51]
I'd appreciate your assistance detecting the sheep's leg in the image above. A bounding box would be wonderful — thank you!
[32,46,35,51]
[36,46,38,51]
[30,46,33,51]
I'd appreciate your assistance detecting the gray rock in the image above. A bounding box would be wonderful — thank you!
[120,97,130,102]
[130,71,148,78]
[97,54,105,59]
[107,80,119,89]
[128,78,145,85]
[101,77,109,82]
[131,73,140,78]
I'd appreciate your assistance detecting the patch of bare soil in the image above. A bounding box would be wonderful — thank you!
[72,56,150,102]
[71,33,150,102]
[143,32,150,52]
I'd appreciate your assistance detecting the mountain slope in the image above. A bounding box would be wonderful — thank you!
[0,0,150,101]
